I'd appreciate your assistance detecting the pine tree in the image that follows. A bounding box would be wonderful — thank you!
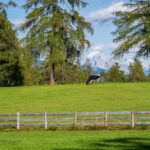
[129,58,145,82]
[113,0,150,57]
[22,0,93,84]
[106,62,125,82]
[0,1,22,86]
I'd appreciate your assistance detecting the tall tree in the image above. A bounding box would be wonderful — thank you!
[0,1,22,86]
[22,0,93,84]
[106,62,125,82]
[113,0,150,57]
[129,58,145,82]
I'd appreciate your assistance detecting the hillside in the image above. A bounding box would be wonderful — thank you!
[0,83,149,113]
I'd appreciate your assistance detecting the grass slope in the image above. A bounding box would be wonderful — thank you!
[0,83,149,113]
[0,131,150,150]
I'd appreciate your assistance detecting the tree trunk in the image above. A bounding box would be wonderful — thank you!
[49,64,55,85]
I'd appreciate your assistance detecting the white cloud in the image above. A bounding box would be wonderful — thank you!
[87,50,99,59]
[88,1,128,24]
[11,19,25,28]
[82,43,150,71]
[91,44,103,51]
[85,44,105,59]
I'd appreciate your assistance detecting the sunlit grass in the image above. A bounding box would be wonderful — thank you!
[0,83,149,113]
[0,130,149,150]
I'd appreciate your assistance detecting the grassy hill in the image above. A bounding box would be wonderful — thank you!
[0,83,149,113]
[0,83,150,150]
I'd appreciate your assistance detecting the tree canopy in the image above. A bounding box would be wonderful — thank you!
[113,0,150,58]
[106,62,125,82]
[22,0,93,84]
[0,1,22,86]
[129,58,145,82]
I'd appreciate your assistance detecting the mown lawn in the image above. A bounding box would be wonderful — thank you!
[0,130,150,150]
[0,83,149,113]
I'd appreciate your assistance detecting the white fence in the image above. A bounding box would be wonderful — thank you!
[0,111,150,130]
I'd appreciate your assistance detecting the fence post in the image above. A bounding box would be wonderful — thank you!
[104,112,108,127]
[81,120,84,129]
[74,112,77,126]
[44,112,48,130]
[16,112,20,130]
[131,112,135,128]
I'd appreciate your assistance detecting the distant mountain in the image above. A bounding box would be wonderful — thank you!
[91,56,131,74]
[92,67,106,74]
[91,53,149,75]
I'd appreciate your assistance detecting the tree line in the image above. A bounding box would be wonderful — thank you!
[101,58,150,82]
[0,0,149,86]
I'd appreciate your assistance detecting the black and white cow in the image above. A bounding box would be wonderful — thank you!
[86,74,100,85]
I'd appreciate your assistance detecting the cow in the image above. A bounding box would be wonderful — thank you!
[86,74,100,85]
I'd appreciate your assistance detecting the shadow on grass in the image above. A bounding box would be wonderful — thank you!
[53,138,150,150]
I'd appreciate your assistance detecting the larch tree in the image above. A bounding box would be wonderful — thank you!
[22,0,93,85]
[113,0,150,58]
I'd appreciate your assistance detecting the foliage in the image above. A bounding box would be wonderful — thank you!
[0,1,17,11]
[113,0,150,57]
[145,68,150,81]
[129,58,145,82]
[0,7,22,86]
[105,63,126,82]
[22,0,93,84]
[37,59,92,84]
[19,47,43,85]
[55,60,92,84]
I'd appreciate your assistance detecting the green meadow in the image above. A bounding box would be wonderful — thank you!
[0,83,149,113]
[0,83,150,150]
[0,131,150,150]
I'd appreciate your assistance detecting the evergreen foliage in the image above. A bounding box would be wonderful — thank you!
[105,63,126,82]
[0,1,17,10]
[0,2,22,86]
[22,0,93,84]
[0,1,148,85]
[19,47,43,85]
[113,0,150,57]
[129,58,145,82]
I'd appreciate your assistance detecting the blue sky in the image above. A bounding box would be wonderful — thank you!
[4,0,150,69]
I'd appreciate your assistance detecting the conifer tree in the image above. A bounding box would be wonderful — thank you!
[22,0,93,84]
[113,0,150,57]
[106,63,125,82]
[129,58,145,82]
[0,1,22,86]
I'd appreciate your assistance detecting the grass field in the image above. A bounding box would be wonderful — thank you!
[0,83,149,113]
[0,130,149,150]
[0,83,149,149]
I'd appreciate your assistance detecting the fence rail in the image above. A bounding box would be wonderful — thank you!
[0,111,150,130]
